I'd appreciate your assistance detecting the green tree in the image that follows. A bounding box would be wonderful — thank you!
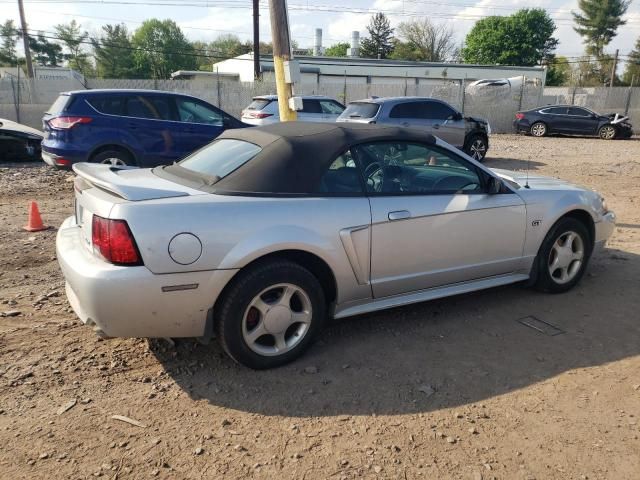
[55,20,92,74]
[389,18,457,62]
[545,55,572,86]
[360,13,394,59]
[132,19,198,79]
[209,34,250,61]
[0,20,19,66]
[623,37,640,85]
[92,24,136,78]
[573,0,630,58]
[462,9,558,66]
[23,32,64,67]
[324,42,349,57]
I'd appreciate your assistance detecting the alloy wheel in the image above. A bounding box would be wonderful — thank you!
[600,125,616,140]
[101,157,127,166]
[470,139,487,160]
[531,123,546,137]
[548,231,584,285]
[242,283,313,356]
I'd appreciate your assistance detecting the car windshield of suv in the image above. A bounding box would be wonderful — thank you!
[176,139,261,181]
[342,102,380,119]
[246,99,272,111]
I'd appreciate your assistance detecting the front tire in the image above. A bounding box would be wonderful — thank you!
[215,260,327,369]
[598,124,616,140]
[464,134,488,161]
[533,218,591,293]
[530,121,547,137]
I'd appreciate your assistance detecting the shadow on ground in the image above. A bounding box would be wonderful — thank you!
[483,157,546,170]
[151,248,640,417]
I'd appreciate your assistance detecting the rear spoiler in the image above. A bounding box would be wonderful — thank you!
[73,163,189,201]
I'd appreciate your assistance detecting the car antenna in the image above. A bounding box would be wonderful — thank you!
[525,158,531,188]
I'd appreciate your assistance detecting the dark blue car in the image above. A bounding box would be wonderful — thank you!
[41,89,245,168]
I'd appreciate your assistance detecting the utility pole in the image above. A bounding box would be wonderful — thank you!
[609,49,619,89]
[252,0,261,80]
[268,0,296,121]
[17,0,35,78]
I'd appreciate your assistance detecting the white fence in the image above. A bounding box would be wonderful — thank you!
[1,76,638,134]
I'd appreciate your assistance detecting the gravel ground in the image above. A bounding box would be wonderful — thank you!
[1,134,640,480]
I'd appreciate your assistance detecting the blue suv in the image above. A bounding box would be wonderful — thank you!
[41,89,245,168]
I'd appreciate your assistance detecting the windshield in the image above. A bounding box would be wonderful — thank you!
[341,102,380,119]
[46,95,71,115]
[246,99,272,111]
[178,139,261,180]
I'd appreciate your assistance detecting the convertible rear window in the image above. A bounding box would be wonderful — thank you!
[178,139,261,179]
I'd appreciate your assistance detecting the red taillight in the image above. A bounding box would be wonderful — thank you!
[91,215,142,266]
[55,158,71,166]
[515,113,525,120]
[49,116,92,129]
[242,111,273,119]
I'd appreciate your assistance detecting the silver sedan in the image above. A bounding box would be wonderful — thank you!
[56,123,615,369]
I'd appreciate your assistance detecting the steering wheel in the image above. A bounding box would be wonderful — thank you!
[363,162,383,192]
[364,162,381,178]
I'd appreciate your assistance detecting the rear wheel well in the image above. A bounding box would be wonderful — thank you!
[213,250,338,317]
[89,144,136,164]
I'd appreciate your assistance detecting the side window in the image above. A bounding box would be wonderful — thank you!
[87,96,124,115]
[125,96,174,120]
[125,96,155,119]
[302,99,322,114]
[568,107,591,117]
[319,100,344,115]
[547,107,568,115]
[353,142,482,195]
[422,101,455,120]
[389,102,420,119]
[316,150,363,194]
[177,98,223,125]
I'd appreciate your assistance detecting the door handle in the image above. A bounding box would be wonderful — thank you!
[388,210,411,221]
[401,122,410,127]
[433,124,440,129]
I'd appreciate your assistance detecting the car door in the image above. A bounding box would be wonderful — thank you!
[385,101,431,131]
[565,107,599,135]
[354,141,526,298]
[540,107,570,133]
[175,97,227,156]
[420,100,466,147]
[123,94,180,167]
[318,99,345,122]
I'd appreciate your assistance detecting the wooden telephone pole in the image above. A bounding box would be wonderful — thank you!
[252,0,261,80]
[609,49,619,89]
[268,0,296,121]
[17,0,35,78]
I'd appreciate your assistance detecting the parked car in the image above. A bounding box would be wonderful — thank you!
[41,89,245,168]
[0,118,42,162]
[241,95,345,125]
[57,122,615,369]
[514,105,634,139]
[337,97,491,161]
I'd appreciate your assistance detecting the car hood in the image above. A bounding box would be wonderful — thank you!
[490,168,586,191]
[0,118,43,139]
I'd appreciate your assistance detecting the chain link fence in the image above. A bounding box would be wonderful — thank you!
[1,76,637,134]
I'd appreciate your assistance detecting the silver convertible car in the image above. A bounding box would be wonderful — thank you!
[57,123,615,369]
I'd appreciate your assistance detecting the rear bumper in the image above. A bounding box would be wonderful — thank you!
[42,147,86,168]
[56,216,238,338]
[513,119,531,133]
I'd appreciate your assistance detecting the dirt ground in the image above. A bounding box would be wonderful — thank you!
[1,134,640,480]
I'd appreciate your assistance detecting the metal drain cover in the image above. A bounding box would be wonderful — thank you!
[517,316,565,336]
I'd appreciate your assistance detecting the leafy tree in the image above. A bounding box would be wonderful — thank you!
[209,34,251,61]
[324,42,349,57]
[92,24,136,78]
[623,37,640,85]
[55,20,92,74]
[389,18,457,62]
[360,13,394,59]
[24,32,64,67]
[0,20,19,66]
[545,55,571,86]
[573,0,630,58]
[462,9,558,66]
[132,19,198,79]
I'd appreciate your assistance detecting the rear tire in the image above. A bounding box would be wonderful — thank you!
[533,217,591,293]
[598,124,616,140]
[215,260,327,369]
[464,134,488,161]
[530,121,547,137]
[91,149,135,166]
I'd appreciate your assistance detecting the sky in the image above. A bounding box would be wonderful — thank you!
[1,0,639,67]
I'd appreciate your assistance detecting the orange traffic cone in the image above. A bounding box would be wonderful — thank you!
[23,201,49,232]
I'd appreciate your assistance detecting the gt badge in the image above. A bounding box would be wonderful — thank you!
[532,220,541,227]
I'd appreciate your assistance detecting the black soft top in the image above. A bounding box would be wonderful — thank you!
[203,122,436,194]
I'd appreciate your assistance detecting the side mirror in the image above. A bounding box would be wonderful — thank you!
[450,112,463,121]
[222,117,233,128]
[487,176,503,194]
